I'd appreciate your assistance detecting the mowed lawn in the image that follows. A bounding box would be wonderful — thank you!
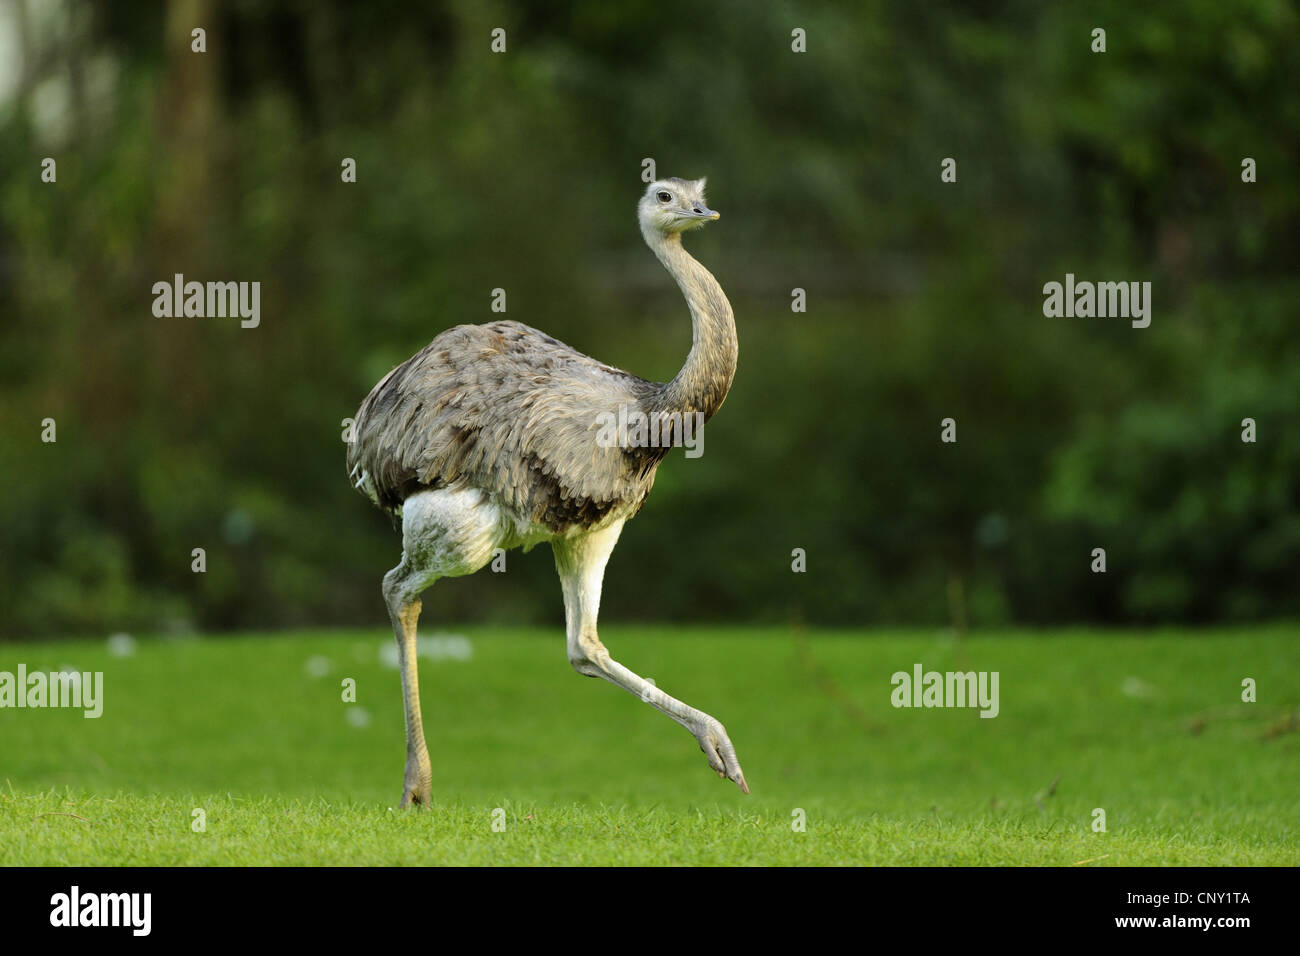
[1,626,1296,865]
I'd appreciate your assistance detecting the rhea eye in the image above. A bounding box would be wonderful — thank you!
[657,191,671,203]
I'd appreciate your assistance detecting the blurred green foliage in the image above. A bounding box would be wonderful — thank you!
[1,0,1297,637]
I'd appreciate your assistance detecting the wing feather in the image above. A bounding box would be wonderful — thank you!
[347,320,669,532]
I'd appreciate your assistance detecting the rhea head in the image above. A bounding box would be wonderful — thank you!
[638,177,720,239]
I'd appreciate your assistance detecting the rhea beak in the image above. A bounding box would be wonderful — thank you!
[676,204,719,230]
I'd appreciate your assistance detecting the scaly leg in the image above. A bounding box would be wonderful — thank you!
[552,520,749,793]
[384,562,433,807]
[379,486,505,807]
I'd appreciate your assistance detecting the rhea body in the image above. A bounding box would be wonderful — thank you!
[347,178,746,806]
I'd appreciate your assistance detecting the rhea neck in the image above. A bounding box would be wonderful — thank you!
[641,221,738,422]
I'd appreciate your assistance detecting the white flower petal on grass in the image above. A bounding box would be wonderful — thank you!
[304,655,332,678]
[419,633,473,661]
[1122,676,1157,699]
[107,633,137,657]
[378,634,473,667]
[346,706,372,728]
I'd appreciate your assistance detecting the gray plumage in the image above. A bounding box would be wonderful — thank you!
[347,320,669,533]
[349,177,748,806]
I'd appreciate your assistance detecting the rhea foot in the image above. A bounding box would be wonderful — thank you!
[694,716,749,794]
[398,754,433,808]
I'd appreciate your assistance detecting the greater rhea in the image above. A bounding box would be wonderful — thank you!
[348,178,746,805]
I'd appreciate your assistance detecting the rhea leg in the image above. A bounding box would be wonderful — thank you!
[383,561,433,807]
[381,486,504,808]
[552,520,749,793]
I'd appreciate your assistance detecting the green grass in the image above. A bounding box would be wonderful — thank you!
[2,625,1297,865]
